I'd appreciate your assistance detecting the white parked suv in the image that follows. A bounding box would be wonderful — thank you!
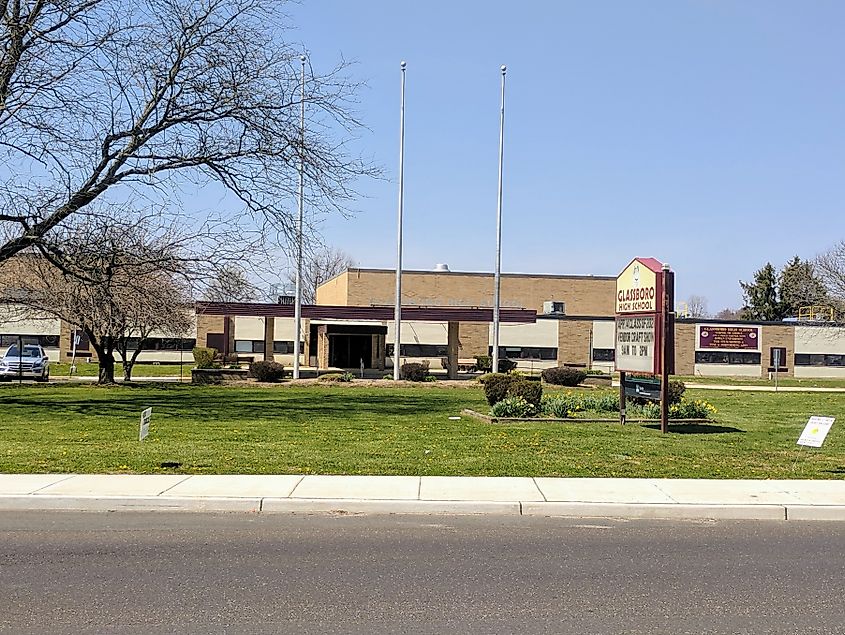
[0,344,50,381]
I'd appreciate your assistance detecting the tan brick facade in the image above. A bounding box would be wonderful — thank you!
[458,323,488,357]
[196,315,225,349]
[318,269,615,316]
[557,320,592,366]
[673,322,696,376]
[761,324,795,377]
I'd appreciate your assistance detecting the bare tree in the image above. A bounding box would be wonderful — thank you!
[714,307,743,321]
[204,264,258,303]
[1,215,194,383]
[0,0,375,268]
[684,295,709,318]
[816,241,845,312]
[282,246,355,304]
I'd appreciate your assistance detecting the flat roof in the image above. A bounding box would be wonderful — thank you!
[196,302,537,324]
[322,267,616,285]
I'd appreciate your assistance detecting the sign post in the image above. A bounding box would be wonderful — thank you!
[614,258,674,432]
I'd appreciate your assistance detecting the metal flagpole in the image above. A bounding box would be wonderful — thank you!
[492,65,506,374]
[393,61,407,381]
[293,54,306,380]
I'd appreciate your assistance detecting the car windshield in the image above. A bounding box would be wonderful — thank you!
[5,345,41,358]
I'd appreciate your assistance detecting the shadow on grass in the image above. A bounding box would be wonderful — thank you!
[822,467,845,475]
[0,384,466,422]
[643,423,745,434]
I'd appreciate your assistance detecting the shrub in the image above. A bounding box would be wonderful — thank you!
[541,393,583,418]
[541,366,587,386]
[586,368,605,375]
[507,379,542,408]
[475,355,492,373]
[249,360,285,382]
[491,396,536,418]
[400,361,430,382]
[667,379,686,405]
[581,391,619,413]
[424,375,437,382]
[670,398,717,420]
[192,347,217,369]
[483,373,517,406]
[320,372,354,383]
[498,358,517,373]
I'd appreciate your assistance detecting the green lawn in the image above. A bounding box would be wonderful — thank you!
[0,383,843,479]
[51,362,191,378]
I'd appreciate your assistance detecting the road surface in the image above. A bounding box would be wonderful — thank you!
[1,512,843,634]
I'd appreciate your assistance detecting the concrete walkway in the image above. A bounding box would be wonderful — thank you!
[1,474,844,521]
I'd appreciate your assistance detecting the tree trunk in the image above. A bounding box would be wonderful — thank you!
[122,361,132,382]
[98,352,116,384]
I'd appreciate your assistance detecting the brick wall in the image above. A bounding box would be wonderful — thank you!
[673,322,695,376]
[761,324,795,377]
[557,320,592,366]
[458,323,488,357]
[196,314,224,349]
[329,269,615,316]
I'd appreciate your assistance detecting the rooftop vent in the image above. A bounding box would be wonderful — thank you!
[543,301,566,315]
[434,263,450,272]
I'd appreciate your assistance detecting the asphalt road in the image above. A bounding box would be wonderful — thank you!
[1,512,844,634]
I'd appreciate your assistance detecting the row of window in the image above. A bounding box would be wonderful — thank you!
[0,335,60,347]
[235,340,304,355]
[384,344,559,361]
[124,338,196,351]
[695,351,762,365]
[794,354,845,367]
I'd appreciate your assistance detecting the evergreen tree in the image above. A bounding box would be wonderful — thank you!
[779,256,829,317]
[740,263,783,321]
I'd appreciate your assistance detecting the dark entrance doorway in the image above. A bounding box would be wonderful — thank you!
[330,334,373,369]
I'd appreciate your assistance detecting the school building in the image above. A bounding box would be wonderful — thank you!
[2,265,844,378]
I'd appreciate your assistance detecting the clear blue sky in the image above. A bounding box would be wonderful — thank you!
[274,1,845,312]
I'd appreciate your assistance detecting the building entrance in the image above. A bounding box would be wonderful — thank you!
[330,334,373,369]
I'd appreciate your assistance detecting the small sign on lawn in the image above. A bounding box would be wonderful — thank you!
[797,416,835,448]
[139,407,152,441]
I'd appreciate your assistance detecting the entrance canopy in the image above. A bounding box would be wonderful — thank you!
[195,302,537,323]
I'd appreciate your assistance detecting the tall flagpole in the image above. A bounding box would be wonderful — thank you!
[393,61,407,381]
[293,54,306,379]
[492,65,506,374]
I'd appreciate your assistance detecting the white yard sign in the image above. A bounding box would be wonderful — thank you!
[139,407,152,441]
[797,416,835,448]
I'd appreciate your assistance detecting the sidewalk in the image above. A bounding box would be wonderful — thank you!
[1,474,844,521]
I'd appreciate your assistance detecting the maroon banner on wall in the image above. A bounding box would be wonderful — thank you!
[698,326,759,350]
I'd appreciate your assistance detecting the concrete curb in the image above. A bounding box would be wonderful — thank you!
[261,499,521,515]
[3,495,843,521]
[0,495,261,512]
[785,505,845,521]
[521,502,787,521]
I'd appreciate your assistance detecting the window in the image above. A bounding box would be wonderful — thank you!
[592,348,615,362]
[695,351,761,365]
[0,334,59,348]
[385,344,450,358]
[770,347,787,369]
[489,346,558,360]
[795,354,845,367]
[125,337,196,351]
[234,340,265,354]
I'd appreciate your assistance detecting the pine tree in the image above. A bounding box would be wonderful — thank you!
[778,256,829,317]
[740,263,783,321]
